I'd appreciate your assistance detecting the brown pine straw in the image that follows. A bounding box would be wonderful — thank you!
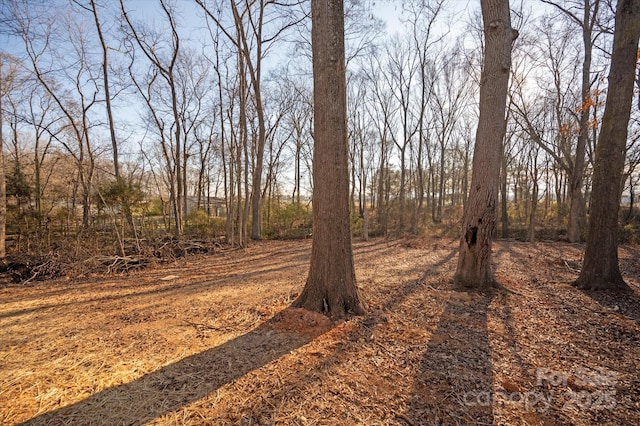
[1,238,639,425]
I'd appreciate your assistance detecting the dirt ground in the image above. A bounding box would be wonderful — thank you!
[1,237,639,425]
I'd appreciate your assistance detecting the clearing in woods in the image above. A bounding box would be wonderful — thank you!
[1,237,640,425]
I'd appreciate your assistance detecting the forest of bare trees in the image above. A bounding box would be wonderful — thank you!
[0,0,639,260]
[2,1,640,423]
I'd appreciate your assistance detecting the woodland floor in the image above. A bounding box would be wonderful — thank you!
[1,237,640,425]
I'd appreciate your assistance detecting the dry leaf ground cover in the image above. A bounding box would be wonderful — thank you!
[1,237,639,425]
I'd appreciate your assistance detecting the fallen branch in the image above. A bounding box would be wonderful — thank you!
[563,259,581,273]
[97,256,149,274]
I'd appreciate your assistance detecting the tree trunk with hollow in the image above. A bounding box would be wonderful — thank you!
[454,0,515,289]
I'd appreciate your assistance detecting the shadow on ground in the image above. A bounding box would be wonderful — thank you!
[580,285,640,324]
[21,309,332,426]
[405,291,495,424]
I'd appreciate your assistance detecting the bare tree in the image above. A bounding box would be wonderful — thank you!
[283,76,313,206]
[509,14,579,231]
[526,142,541,242]
[407,0,446,232]
[197,0,305,241]
[385,34,419,233]
[574,0,640,290]
[362,46,396,236]
[13,2,100,230]
[261,85,292,223]
[203,19,238,244]
[347,73,377,239]
[541,0,602,242]
[76,0,140,239]
[84,0,120,179]
[293,0,365,319]
[430,48,470,223]
[0,54,13,258]
[121,0,185,236]
[454,0,517,289]
[24,78,65,229]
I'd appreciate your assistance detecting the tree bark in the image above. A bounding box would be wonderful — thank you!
[500,149,509,238]
[293,0,365,319]
[528,150,539,243]
[0,59,6,259]
[454,0,515,289]
[574,0,640,290]
[567,0,597,243]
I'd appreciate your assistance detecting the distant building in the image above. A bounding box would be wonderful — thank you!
[185,196,226,217]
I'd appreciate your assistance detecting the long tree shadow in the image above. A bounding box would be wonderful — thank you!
[21,309,333,426]
[20,243,459,425]
[203,251,462,423]
[1,250,312,323]
[406,291,495,425]
[578,285,640,324]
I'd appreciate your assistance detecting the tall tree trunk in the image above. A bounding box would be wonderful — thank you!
[239,46,250,247]
[413,121,425,234]
[90,0,119,179]
[398,148,407,232]
[574,0,640,290]
[567,19,591,242]
[89,0,137,240]
[121,0,183,236]
[626,173,635,222]
[236,137,243,246]
[0,60,5,259]
[251,89,266,240]
[228,0,265,241]
[377,139,388,236]
[500,151,509,238]
[293,0,365,319]
[528,152,539,243]
[454,0,515,289]
[436,141,445,223]
[462,138,470,211]
[214,37,233,244]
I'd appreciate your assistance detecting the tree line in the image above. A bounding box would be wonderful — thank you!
[0,0,639,259]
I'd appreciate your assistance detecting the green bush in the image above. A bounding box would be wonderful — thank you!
[183,210,226,238]
[145,198,165,216]
[620,223,640,244]
[97,179,144,210]
[264,202,312,239]
[184,209,211,235]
